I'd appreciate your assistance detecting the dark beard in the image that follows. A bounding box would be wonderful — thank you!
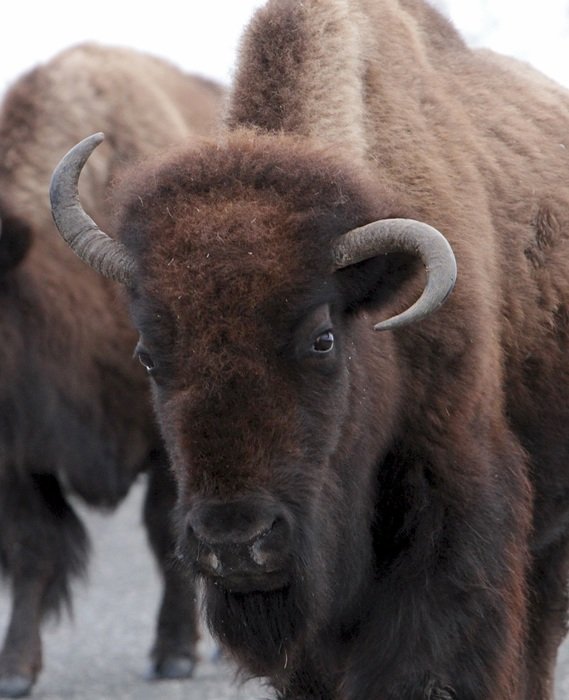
[203,580,308,676]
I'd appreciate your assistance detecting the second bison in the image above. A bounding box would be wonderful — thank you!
[0,43,223,697]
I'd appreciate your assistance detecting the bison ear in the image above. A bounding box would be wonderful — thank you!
[0,215,33,272]
[335,250,419,314]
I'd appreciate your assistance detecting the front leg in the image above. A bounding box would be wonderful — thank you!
[341,433,531,700]
[0,579,44,698]
[0,473,88,698]
[143,454,200,680]
[342,559,527,700]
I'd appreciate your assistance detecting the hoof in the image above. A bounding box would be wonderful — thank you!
[145,655,195,681]
[0,675,33,699]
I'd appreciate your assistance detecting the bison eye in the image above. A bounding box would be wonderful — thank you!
[138,352,155,372]
[135,344,155,373]
[312,330,334,353]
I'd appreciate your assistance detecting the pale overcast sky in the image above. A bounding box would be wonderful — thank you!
[2,1,568,94]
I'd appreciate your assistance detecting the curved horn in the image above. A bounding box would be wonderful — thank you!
[49,132,136,286]
[333,218,457,331]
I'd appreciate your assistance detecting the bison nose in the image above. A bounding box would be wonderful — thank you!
[187,498,279,545]
[184,498,291,580]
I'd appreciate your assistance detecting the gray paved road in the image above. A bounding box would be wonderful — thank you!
[1,479,568,699]
[558,643,569,699]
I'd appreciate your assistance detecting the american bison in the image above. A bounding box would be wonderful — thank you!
[50,1,569,698]
[0,43,223,697]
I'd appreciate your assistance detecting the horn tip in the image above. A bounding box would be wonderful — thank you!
[372,321,394,332]
[82,132,105,149]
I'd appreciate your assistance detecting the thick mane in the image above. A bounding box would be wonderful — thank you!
[227,0,465,157]
[228,0,569,231]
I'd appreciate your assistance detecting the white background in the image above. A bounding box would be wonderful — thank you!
[2,1,569,94]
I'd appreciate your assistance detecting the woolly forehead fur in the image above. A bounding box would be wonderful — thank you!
[115,130,404,332]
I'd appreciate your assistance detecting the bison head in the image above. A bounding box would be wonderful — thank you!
[50,131,455,674]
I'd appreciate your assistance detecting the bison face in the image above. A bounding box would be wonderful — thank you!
[50,131,455,670]
[132,232,356,573]
[120,141,408,664]
[130,248,376,667]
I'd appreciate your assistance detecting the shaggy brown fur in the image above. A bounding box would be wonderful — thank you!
[58,2,569,699]
[0,43,223,697]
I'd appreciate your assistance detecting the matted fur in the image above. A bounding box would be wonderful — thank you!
[0,43,223,694]
[58,2,569,699]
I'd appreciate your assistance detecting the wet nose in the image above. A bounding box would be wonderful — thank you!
[185,498,291,578]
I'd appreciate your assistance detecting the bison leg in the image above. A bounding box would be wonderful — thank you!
[525,538,569,700]
[142,454,200,680]
[338,433,531,700]
[0,580,43,699]
[0,473,88,697]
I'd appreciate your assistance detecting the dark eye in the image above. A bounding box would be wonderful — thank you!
[312,330,334,354]
[135,343,155,373]
[138,352,155,372]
